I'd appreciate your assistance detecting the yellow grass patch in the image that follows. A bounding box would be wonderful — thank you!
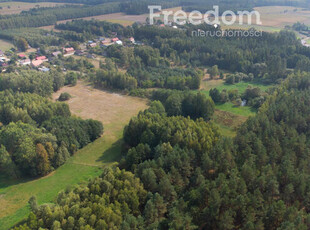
[52,81,148,135]
[0,2,78,15]
[0,39,14,51]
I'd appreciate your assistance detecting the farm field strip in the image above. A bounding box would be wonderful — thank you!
[0,2,79,15]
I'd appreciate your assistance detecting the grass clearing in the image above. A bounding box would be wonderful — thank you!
[0,81,148,230]
[215,102,256,117]
[0,39,14,51]
[213,110,248,137]
[73,55,101,69]
[200,79,225,91]
[201,79,273,94]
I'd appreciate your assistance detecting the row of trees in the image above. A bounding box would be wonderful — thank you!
[151,89,215,120]
[0,2,121,29]
[55,19,134,39]
[0,70,80,97]
[92,69,137,90]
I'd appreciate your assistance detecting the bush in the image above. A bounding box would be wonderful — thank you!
[58,92,71,101]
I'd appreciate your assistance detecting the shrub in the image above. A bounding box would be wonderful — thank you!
[58,92,71,101]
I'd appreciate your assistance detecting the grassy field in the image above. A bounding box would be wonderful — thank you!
[200,79,270,136]
[0,81,148,230]
[213,109,248,137]
[73,55,102,69]
[201,79,273,94]
[0,2,77,15]
[201,80,269,117]
[0,39,14,51]
[212,103,255,137]
[215,102,257,117]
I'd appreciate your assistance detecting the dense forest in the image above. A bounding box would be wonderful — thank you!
[0,90,103,178]
[0,28,63,49]
[134,25,310,82]
[13,71,310,229]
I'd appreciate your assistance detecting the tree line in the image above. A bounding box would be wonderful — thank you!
[0,70,80,97]
[0,2,121,30]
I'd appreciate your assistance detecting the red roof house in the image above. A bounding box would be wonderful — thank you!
[18,54,26,59]
[89,42,97,48]
[36,56,47,61]
[112,37,119,42]
[64,47,74,53]
[32,59,43,67]
[63,47,75,56]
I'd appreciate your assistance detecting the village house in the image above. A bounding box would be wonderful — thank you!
[129,37,135,44]
[38,66,50,72]
[115,40,123,46]
[52,51,62,57]
[31,59,43,67]
[63,47,75,57]
[18,54,26,59]
[36,56,48,62]
[19,58,31,66]
[88,42,97,48]
[101,39,113,47]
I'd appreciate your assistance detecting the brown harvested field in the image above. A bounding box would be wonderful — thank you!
[223,6,310,29]
[40,12,148,30]
[52,81,148,136]
[253,6,310,27]
[0,2,77,15]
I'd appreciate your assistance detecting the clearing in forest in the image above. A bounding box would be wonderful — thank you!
[0,81,148,230]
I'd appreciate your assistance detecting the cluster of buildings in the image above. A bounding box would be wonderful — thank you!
[87,36,136,48]
[15,46,76,70]
[0,35,139,72]
[0,50,9,68]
